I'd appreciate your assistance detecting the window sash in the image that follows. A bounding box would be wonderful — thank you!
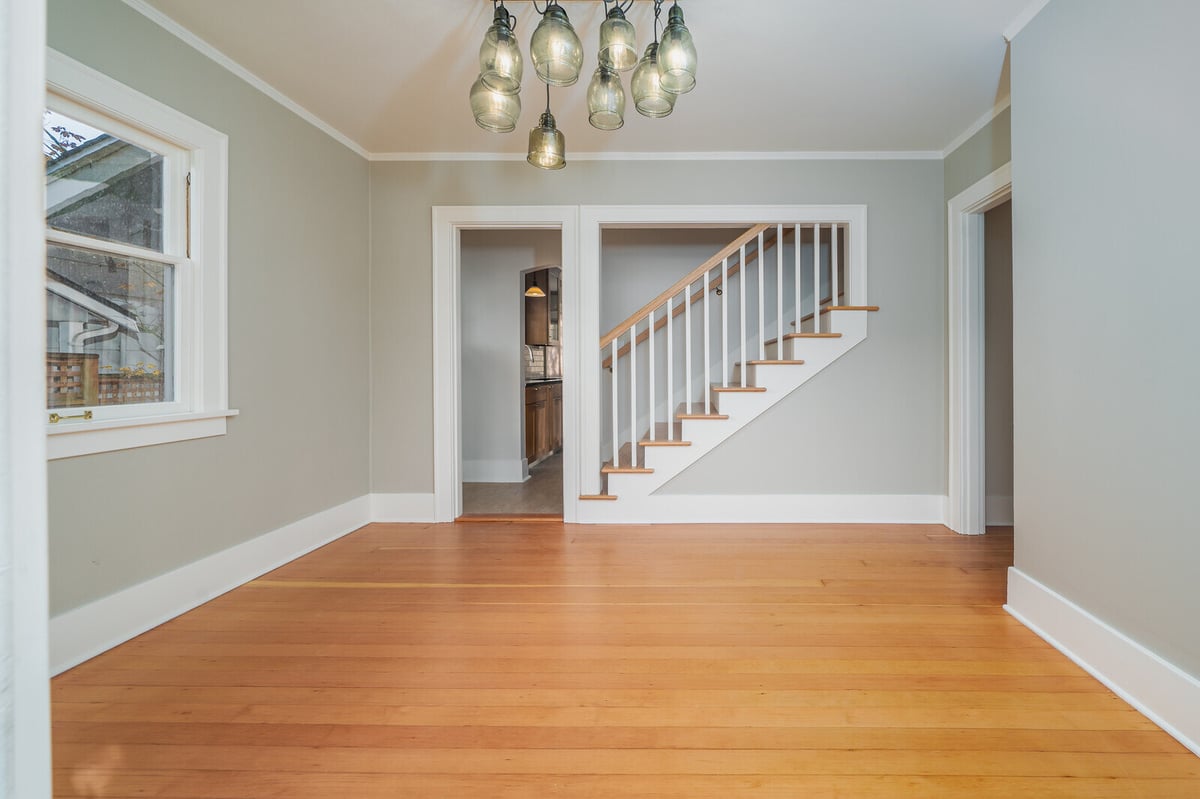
[42,118,192,421]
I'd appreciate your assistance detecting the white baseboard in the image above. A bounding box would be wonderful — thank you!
[462,459,526,484]
[49,495,371,675]
[987,494,1014,525]
[577,493,945,524]
[370,492,437,522]
[1005,567,1200,757]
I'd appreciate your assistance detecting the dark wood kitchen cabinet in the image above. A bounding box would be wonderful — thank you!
[524,381,562,464]
[524,267,560,346]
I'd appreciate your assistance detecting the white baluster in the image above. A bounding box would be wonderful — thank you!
[721,256,728,387]
[776,224,783,358]
[757,230,765,361]
[648,308,655,442]
[610,339,618,467]
[666,295,674,437]
[629,322,636,456]
[813,223,821,323]
[685,285,693,416]
[703,269,711,415]
[794,224,801,335]
[831,222,840,310]
[739,244,747,387]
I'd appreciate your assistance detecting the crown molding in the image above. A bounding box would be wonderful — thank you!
[942,95,1012,158]
[370,150,944,163]
[120,0,369,158]
[1003,0,1053,42]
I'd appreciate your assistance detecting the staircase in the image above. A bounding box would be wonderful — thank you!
[580,219,876,513]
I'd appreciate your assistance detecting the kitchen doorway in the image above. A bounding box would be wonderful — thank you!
[458,229,564,518]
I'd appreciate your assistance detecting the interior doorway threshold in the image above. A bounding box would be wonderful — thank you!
[455,513,564,523]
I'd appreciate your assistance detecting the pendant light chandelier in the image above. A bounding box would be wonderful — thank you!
[469,0,698,170]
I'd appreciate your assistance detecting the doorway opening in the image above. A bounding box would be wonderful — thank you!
[458,229,564,519]
[983,200,1014,530]
[431,205,580,523]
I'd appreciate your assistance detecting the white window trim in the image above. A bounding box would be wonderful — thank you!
[45,49,234,459]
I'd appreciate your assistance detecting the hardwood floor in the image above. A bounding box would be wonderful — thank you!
[52,523,1200,797]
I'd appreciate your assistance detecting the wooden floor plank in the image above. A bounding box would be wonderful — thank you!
[51,522,1200,797]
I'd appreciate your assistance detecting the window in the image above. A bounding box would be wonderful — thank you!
[45,50,233,459]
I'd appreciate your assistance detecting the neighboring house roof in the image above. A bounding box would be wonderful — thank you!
[45,133,160,221]
[46,274,141,334]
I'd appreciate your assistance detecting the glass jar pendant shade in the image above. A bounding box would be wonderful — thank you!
[587,65,625,131]
[657,3,697,95]
[631,43,675,118]
[598,7,638,72]
[479,6,523,95]
[470,75,521,133]
[527,110,566,170]
[530,4,583,87]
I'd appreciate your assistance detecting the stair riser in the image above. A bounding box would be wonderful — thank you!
[639,445,698,476]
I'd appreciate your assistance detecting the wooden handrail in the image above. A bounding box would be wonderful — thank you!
[601,226,795,370]
[599,223,772,350]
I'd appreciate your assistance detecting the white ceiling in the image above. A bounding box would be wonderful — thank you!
[136,0,1023,157]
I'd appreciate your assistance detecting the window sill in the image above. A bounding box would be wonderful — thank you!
[46,409,239,460]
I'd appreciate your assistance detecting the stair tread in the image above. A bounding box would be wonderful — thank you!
[602,442,652,473]
[735,360,806,366]
[639,422,690,447]
[784,332,842,339]
[675,402,729,420]
[712,385,767,392]
[790,306,879,326]
[579,494,618,501]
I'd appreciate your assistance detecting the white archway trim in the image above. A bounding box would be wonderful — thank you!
[432,206,580,522]
[947,163,1011,535]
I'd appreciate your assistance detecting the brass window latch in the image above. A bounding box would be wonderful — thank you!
[48,410,93,424]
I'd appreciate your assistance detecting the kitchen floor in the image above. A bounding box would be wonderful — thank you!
[461,452,563,516]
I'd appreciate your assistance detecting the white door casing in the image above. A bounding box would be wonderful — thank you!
[947,163,1012,535]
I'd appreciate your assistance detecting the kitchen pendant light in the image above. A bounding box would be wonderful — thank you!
[479,3,523,95]
[524,272,547,298]
[530,1,583,87]
[598,5,638,71]
[657,2,697,95]
[631,43,675,118]
[587,65,625,130]
[527,85,566,170]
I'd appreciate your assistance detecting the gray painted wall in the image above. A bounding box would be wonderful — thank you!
[47,0,370,615]
[1012,0,1200,674]
[460,229,560,479]
[370,159,946,496]
[945,106,1011,201]
[985,201,1013,504]
[601,228,742,333]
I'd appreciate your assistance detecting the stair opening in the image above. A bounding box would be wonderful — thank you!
[589,215,870,507]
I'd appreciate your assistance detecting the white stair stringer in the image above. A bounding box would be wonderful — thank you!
[588,309,871,518]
